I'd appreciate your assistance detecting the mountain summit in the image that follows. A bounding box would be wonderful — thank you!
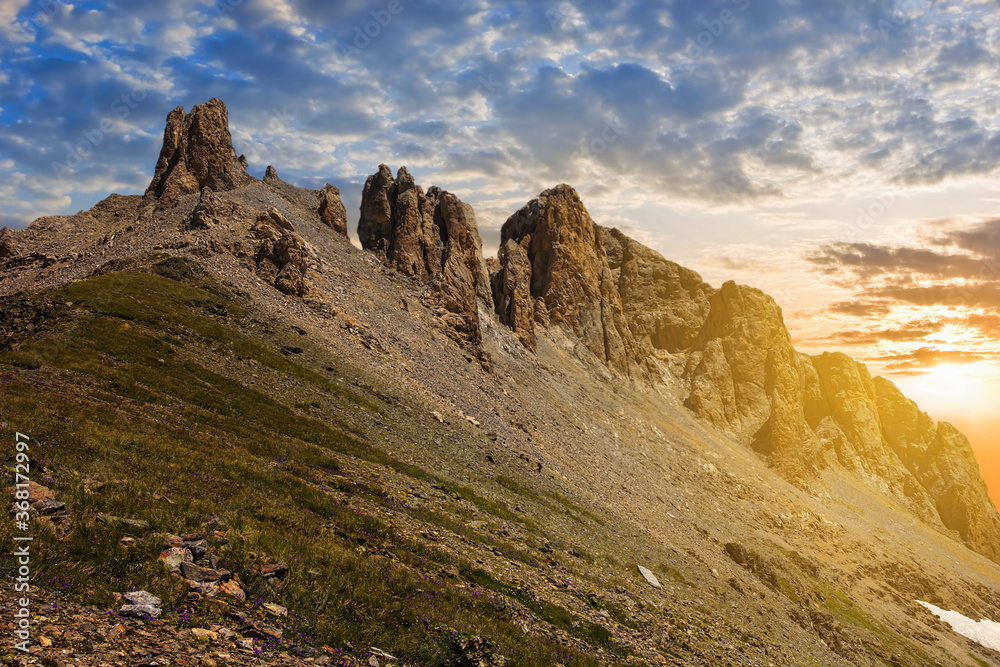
[2,99,1000,666]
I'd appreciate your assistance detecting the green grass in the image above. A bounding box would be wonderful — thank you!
[496,475,541,500]
[969,653,989,667]
[458,567,619,650]
[0,262,600,666]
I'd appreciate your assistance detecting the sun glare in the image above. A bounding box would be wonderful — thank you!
[896,362,998,418]
[929,364,981,403]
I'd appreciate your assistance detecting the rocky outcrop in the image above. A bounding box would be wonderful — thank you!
[188,188,223,230]
[669,280,998,552]
[318,184,348,238]
[358,164,396,258]
[682,281,819,480]
[484,185,1000,560]
[492,238,536,352]
[875,378,1000,559]
[145,98,255,208]
[358,165,492,358]
[359,165,446,280]
[252,208,313,297]
[264,165,280,183]
[0,228,18,258]
[495,185,637,375]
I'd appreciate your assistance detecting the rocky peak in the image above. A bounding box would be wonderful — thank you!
[680,281,818,480]
[358,164,396,255]
[145,98,256,208]
[264,165,280,183]
[317,184,348,238]
[874,377,1000,559]
[358,165,492,361]
[495,184,637,375]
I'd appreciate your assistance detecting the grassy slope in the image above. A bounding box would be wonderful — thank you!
[0,257,605,666]
[0,256,986,666]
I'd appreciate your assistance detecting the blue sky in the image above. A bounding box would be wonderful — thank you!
[3,0,1000,414]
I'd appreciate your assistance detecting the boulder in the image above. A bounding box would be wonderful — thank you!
[188,187,221,229]
[0,228,18,258]
[160,546,193,573]
[253,210,314,297]
[637,564,662,589]
[120,590,162,619]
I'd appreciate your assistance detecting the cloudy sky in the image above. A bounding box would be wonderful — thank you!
[2,0,1000,493]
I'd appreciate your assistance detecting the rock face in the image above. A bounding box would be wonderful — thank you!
[252,208,313,297]
[600,227,713,356]
[874,378,1000,560]
[495,185,637,375]
[358,165,492,358]
[682,281,819,480]
[489,184,1000,563]
[145,98,255,208]
[0,228,18,258]
[492,238,536,352]
[317,184,348,238]
[188,188,224,230]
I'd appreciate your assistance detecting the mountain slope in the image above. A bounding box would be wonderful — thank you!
[2,98,1000,666]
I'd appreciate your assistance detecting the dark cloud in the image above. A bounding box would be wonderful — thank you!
[874,347,988,371]
[829,301,893,317]
[809,242,987,281]
[947,218,1000,255]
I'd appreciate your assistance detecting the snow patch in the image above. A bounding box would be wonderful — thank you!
[917,600,1000,652]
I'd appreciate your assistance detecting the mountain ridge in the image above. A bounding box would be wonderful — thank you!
[4,98,997,562]
[3,98,1000,665]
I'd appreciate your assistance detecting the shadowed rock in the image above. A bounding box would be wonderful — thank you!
[0,228,18,258]
[601,227,713,355]
[252,208,313,297]
[318,184,348,238]
[492,238,536,352]
[683,281,819,481]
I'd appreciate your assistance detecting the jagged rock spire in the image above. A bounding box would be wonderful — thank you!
[318,184,348,238]
[358,164,492,361]
[145,98,256,208]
